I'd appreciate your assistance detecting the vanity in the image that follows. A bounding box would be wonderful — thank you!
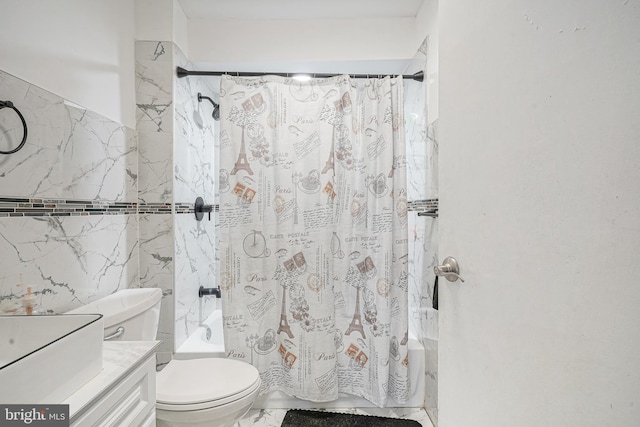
[65,341,159,426]
[0,314,159,426]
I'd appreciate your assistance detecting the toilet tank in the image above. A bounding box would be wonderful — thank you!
[66,288,162,341]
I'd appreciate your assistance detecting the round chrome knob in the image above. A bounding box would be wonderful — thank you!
[434,257,465,282]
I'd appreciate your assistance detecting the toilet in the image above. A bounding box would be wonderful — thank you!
[67,288,260,427]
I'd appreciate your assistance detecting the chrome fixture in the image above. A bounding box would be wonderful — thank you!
[104,326,125,340]
[434,257,465,282]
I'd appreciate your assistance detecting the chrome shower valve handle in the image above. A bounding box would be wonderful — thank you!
[434,257,465,282]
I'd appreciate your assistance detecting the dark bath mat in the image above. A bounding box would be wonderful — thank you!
[280,409,423,427]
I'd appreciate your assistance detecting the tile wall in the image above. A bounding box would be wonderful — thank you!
[403,36,439,424]
[136,40,176,367]
[0,39,219,369]
[0,69,138,314]
[135,40,217,365]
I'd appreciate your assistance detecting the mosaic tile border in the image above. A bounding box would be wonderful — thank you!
[138,203,172,214]
[408,198,438,213]
[0,197,137,217]
[0,197,438,217]
[175,203,198,214]
[175,202,219,215]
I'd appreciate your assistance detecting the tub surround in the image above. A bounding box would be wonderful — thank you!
[175,308,225,358]
[403,35,439,422]
[146,33,438,408]
[135,40,218,366]
[172,43,218,349]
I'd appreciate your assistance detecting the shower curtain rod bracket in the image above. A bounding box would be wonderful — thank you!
[177,66,189,78]
[176,67,424,82]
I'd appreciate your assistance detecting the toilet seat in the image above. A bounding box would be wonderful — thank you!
[156,358,261,412]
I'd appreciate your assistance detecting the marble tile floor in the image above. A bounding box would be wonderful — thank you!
[234,407,434,426]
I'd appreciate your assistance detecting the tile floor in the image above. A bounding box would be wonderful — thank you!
[234,407,434,426]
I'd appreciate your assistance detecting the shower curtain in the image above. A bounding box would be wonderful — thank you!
[217,74,409,407]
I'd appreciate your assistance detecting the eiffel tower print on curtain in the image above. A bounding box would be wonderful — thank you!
[277,284,294,339]
[345,284,366,339]
[230,126,253,175]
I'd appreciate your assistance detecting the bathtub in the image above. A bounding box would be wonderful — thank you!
[175,309,425,409]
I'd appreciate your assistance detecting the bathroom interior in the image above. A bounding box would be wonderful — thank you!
[0,0,439,425]
[2,1,639,427]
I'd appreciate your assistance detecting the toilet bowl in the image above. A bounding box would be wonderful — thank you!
[67,288,260,427]
[156,358,260,427]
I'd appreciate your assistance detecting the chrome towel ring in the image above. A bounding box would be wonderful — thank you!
[0,100,28,155]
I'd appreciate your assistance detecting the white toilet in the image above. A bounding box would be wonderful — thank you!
[67,288,260,427]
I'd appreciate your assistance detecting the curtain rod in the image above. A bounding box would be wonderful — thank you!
[176,67,424,82]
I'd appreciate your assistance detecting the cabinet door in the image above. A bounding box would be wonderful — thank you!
[72,357,156,427]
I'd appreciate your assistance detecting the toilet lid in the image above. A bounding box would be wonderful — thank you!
[156,358,260,409]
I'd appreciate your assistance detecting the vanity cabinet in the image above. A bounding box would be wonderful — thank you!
[65,342,159,427]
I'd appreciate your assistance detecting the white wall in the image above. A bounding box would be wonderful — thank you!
[135,0,188,53]
[0,0,136,127]
[439,0,640,425]
[415,0,438,123]
[187,17,416,64]
[172,0,188,53]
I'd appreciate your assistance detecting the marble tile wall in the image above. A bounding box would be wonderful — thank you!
[135,40,218,358]
[173,50,217,203]
[138,212,174,365]
[136,41,176,365]
[0,69,138,315]
[136,41,174,204]
[403,36,439,424]
[174,214,217,346]
[173,46,218,348]
[0,71,137,202]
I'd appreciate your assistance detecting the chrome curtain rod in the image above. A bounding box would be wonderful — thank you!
[176,67,424,82]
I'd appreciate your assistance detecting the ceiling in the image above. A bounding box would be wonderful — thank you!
[177,0,425,20]
[178,0,425,75]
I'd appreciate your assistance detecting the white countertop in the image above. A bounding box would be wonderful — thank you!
[64,341,160,422]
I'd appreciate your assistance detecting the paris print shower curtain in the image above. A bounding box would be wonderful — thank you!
[217,74,409,406]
